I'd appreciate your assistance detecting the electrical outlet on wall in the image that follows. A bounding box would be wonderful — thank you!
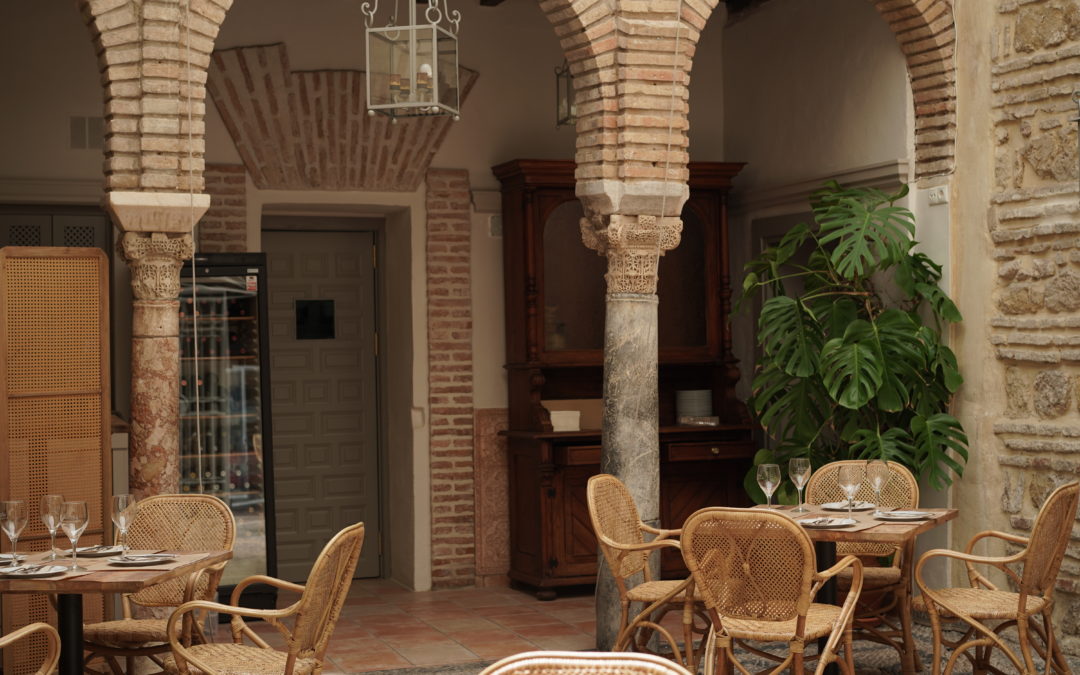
[927,185,949,206]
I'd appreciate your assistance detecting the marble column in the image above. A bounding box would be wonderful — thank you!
[107,192,209,499]
[582,213,681,650]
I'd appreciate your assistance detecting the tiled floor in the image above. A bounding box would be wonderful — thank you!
[227,580,598,673]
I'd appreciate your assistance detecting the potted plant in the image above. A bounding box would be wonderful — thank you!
[741,182,968,501]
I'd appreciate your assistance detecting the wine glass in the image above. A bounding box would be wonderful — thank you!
[837,464,864,518]
[111,494,138,560]
[867,460,892,517]
[789,458,812,513]
[40,495,63,561]
[0,501,26,568]
[756,463,782,509]
[60,501,89,571]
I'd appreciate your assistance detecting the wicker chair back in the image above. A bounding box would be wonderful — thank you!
[806,460,918,557]
[127,494,236,608]
[586,474,649,580]
[682,507,814,623]
[289,521,365,660]
[480,650,693,674]
[1023,481,1079,598]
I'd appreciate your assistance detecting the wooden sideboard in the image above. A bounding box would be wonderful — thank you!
[494,159,756,598]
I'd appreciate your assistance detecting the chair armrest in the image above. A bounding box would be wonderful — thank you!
[640,523,681,539]
[229,574,306,606]
[0,623,59,675]
[598,535,681,554]
[965,530,1030,554]
[915,548,1025,596]
[167,599,301,675]
[809,556,863,665]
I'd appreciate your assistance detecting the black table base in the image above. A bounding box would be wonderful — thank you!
[57,593,83,675]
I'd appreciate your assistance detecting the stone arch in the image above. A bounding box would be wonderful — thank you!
[78,0,235,193]
[538,0,956,192]
[538,0,724,218]
[870,0,956,180]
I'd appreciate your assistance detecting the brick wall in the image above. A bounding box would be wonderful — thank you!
[199,163,246,252]
[991,0,1080,653]
[426,168,476,588]
[79,0,233,194]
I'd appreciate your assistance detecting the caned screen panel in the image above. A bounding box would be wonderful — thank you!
[0,248,110,675]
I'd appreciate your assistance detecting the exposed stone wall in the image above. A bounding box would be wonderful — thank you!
[991,0,1080,652]
[426,168,476,588]
[474,408,510,586]
[78,0,233,193]
[206,44,479,192]
[198,163,246,252]
[870,0,957,179]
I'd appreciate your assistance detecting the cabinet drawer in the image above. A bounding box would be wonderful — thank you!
[554,445,601,466]
[666,441,751,462]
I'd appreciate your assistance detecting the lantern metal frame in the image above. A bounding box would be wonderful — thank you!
[555,60,576,127]
[362,0,462,121]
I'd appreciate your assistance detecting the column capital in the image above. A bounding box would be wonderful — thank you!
[580,213,682,295]
[120,231,194,301]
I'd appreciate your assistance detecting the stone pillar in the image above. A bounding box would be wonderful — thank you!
[583,213,682,649]
[107,192,209,499]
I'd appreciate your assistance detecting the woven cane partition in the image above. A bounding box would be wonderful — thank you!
[0,247,111,675]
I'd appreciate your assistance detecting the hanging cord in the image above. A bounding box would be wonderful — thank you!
[183,0,205,494]
[656,0,685,272]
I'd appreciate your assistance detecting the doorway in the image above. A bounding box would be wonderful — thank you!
[263,224,382,580]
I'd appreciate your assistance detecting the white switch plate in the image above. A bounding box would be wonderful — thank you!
[927,186,949,206]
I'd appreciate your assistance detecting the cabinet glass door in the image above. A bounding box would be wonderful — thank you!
[179,275,267,585]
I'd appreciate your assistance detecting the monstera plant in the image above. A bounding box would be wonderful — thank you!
[741,181,968,500]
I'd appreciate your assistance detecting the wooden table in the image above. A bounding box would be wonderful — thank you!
[0,549,232,675]
[792,507,958,675]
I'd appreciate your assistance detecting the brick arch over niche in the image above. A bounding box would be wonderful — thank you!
[537,0,956,190]
[78,0,234,193]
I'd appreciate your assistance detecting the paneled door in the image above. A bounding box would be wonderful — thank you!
[264,229,380,580]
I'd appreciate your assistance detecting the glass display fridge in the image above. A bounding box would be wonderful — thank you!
[178,252,276,607]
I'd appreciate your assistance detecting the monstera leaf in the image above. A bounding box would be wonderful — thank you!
[740,181,969,498]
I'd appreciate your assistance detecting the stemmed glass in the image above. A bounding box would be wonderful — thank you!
[837,464,864,518]
[757,463,782,509]
[40,495,63,561]
[789,458,812,513]
[60,501,89,571]
[0,501,26,568]
[111,494,138,560]
[867,460,892,517]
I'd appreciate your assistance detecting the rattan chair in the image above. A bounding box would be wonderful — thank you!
[586,474,707,670]
[162,521,365,675]
[480,650,694,674]
[0,623,61,675]
[82,494,237,675]
[914,481,1080,674]
[805,459,921,669]
[681,507,863,675]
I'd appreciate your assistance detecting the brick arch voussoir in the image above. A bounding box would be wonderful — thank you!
[871,0,957,180]
[76,0,235,192]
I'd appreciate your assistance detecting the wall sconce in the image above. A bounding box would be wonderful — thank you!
[555,60,576,127]
[363,0,461,121]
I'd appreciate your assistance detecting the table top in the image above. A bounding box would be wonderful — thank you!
[760,506,958,545]
[0,550,232,594]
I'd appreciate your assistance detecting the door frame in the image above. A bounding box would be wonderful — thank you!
[262,215,388,578]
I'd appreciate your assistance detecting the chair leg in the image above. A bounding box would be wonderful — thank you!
[1043,612,1072,675]
[927,606,944,675]
[1018,615,1038,673]
[897,585,921,673]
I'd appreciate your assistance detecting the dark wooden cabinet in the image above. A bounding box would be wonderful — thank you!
[494,159,756,598]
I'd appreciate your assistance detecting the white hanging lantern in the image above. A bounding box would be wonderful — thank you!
[363,0,462,121]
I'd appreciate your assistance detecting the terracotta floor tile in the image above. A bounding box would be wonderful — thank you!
[380,631,461,649]
[512,622,586,639]
[394,643,482,667]
[524,633,598,651]
[491,612,569,629]
[423,616,504,633]
[465,637,545,660]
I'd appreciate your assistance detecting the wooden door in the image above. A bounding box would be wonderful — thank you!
[264,230,380,580]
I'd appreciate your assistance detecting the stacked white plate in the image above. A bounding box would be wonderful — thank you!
[676,389,712,418]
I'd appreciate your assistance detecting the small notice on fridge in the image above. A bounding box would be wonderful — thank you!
[246,275,258,291]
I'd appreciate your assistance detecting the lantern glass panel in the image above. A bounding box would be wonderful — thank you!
[436,27,460,115]
[555,64,575,126]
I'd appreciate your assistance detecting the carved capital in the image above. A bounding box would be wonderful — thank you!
[120,232,195,300]
[580,213,682,295]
